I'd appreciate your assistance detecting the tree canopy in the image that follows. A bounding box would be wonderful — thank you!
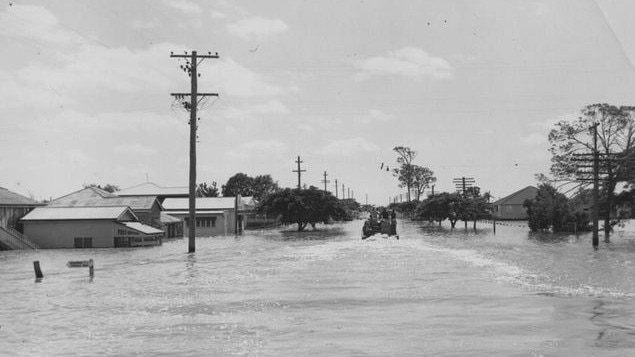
[221,173,280,200]
[84,183,119,193]
[196,181,219,197]
[548,103,635,236]
[392,146,417,201]
[256,186,347,231]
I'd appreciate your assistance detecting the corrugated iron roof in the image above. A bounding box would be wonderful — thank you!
[493,186,539,205]
[121,222,164,235]
[49,188,160,210]
[0,187,44,206]
[21,206,136,221]
[117,182,188,197]
[159,212,183,223]
[163,197,236,210]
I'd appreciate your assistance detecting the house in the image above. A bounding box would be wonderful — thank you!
[117,182,188,203]
[21,206,163,248]
[48,186,183,239]
[492,186,539,220]
[0,187,43,250]
[162,196,244,236]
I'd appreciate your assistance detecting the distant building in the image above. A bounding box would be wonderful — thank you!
[0,187,43,250]
[21,206,164,248]
[48,186,183,239]
[162,197,244,236]
[492,186,539,220]
[117,182,188,203]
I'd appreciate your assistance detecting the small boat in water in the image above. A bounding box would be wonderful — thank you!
[362,218,398,240]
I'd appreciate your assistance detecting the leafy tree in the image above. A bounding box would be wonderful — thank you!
[221,173,255,197]
[84,183,119,193]
[252,174,280,200]
[548,104,635,237]
[411,165,436,201]
[196,181,219,197]
[523,184,573,232]
[257,186,347,231]
[392,146,417,201]
[415,192,460,227]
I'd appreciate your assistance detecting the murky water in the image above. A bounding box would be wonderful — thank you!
[1,219,635,356]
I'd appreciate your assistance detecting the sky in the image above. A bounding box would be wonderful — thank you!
[1,0,635,205]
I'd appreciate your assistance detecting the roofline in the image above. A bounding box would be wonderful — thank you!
[493,186,538,205]
[51,186,114,202]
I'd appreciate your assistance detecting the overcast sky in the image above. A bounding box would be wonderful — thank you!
[1,0,634,204]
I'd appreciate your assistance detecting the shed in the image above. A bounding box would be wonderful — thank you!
[162,197,240,236]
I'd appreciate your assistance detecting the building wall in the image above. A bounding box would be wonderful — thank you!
[170,212,231,236]
[494,204,528,220]
[0,206,35,230]
[23,220,115,248]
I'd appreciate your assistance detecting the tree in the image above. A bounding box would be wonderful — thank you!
[415,192,457,227]
[523,184,573,232]
[252,174,280,200]
[257,186,347,231]
[548,103,635,238]
[392,146,417,201]
[222,173,255,197]
[84,183,119,193]
[411,165,436,201]
[196,181,219,197]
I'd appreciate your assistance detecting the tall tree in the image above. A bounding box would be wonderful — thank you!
[411,165,436,201]
[523,184,574,233]
[196,181,219,197]
[222,173,255,197]
[548,103,635,237]
[252,174,280,200]
[392,146,417,201]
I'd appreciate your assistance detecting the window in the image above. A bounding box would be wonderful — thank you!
[195,217,216,228]
[74,237,92,248]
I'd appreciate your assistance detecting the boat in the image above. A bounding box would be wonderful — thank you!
[362,218,399,240]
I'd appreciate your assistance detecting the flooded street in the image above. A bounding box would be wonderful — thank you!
[2,219,635,356]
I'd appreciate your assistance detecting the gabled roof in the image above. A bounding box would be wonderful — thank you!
[160,212,183,224]
[117,182,188,197]
[49,188,161,210]
[21,206,138,221]
[0,187,44,206]
[493,186,539,205]
[163,197,236,210]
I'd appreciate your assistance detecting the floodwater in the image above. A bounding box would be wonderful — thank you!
[1,219,635,356]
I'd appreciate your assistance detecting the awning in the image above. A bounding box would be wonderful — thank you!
[122,222,164,235]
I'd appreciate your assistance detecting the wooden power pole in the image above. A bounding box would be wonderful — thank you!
[170,50,219,253]
[334,179,338,198]
[321,171,330,193]
[293,156,306,189]
[592,123,600,248]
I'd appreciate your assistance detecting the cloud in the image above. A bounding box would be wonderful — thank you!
[0,4,83,46]
[520,133,546,146]
[319,137,380,157]
[228,140,288,159]
[354,47,454,80]
[206,57,286,97]
[113,143,157,156]
[162,0,201,14]
[227,17,288,40]
[220,99,290,121]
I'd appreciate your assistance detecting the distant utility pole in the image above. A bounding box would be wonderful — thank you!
[453,177,475,195]
[170,50,219,253]
[348,188,351,199]
[334,179,338,198]
[321,171,330,193]
[342,183,345,199]
[292,156,306,189]
[592,123,600,248]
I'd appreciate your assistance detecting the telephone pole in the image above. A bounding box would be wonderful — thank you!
[170,50,219,253]
[342,183,345,199]
[292,156,306,189]
[321,171,330,193]
[334,179,338,198]
[592,123,600,248]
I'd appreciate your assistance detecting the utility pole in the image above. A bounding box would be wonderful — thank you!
[321,171,330,193]
[334,179,338,198]
[592,123,600,248]
[170,50,219,253]
[292,156,306,189]
[342,183,345,199]
[348,188,350,199]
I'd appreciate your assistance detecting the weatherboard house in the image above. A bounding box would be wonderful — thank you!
[0,187,43,250]
[162,196,245,236]
[492,186,539,220]
[21,206,164,248]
